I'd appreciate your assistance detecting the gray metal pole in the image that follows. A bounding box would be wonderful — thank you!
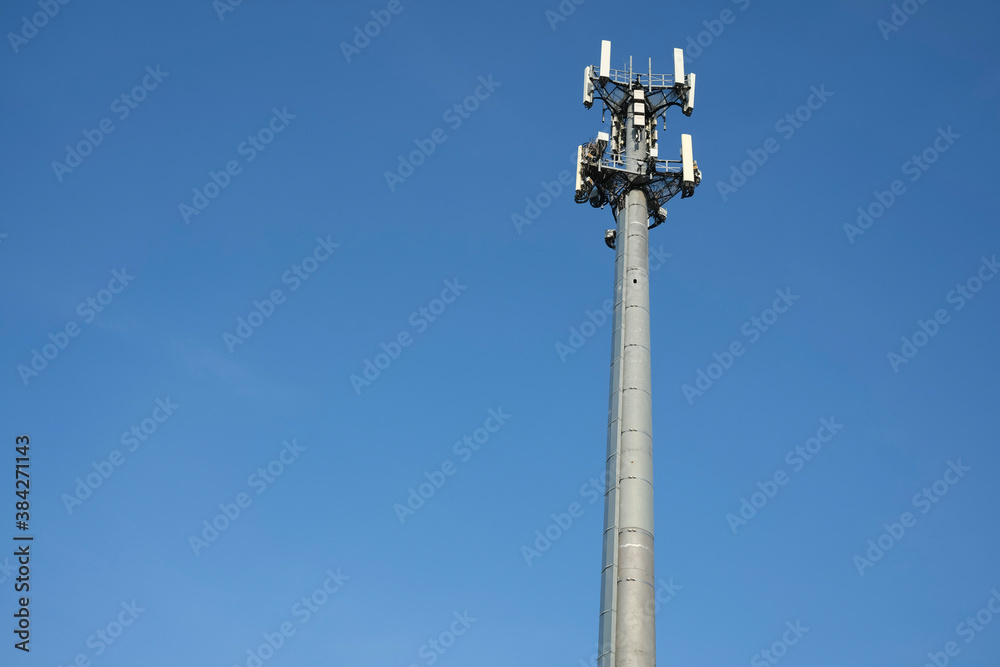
[581,40,700,667]
[599,110,656,667]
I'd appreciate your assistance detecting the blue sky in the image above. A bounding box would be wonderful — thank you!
[2,0,999,665]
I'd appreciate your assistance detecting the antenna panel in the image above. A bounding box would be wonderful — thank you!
[673,48,685,86]
[681,134,694,184]
[584,66,595,107]
[600,41,611,78]
[684,73,696,114]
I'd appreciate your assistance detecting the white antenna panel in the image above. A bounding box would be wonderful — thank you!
[600,41,611,78]
[673,48,685,86]
[685,73,696,113]
[681,134,694,184]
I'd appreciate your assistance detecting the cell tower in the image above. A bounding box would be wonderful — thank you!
[575,40,700,667]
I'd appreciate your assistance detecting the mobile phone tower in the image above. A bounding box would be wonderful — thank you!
[576,40,701,667]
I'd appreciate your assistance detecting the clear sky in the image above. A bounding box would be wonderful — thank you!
[2,0,999,665]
